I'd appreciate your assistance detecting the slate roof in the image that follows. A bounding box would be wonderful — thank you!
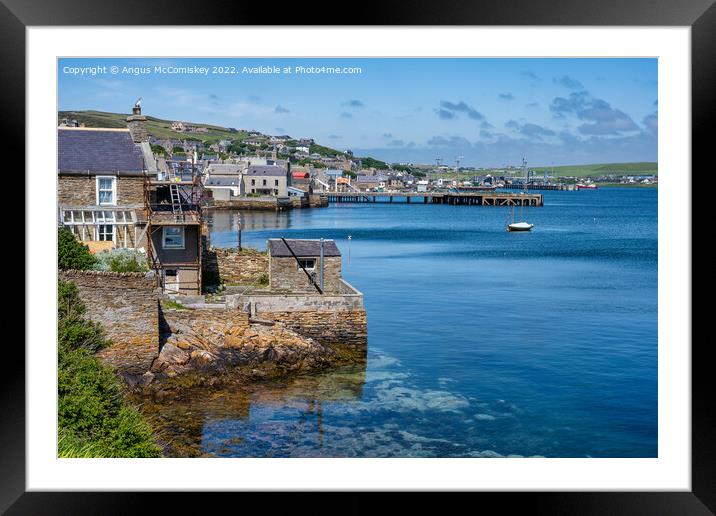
[205,177,241,186]
[355,175,388,183]
[206,163,246,175]
[58,128,146,175]
[268,239,341,257]
[246,165,287,177]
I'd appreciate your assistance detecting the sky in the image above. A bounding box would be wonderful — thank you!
[58,58,657,168]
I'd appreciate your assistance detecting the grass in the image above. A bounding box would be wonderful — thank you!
[59,110,245,143]
[58,429,113,458]
[528,162,658,178]
[162,299,188,310]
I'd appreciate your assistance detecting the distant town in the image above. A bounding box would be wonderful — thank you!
[58,109,658,203]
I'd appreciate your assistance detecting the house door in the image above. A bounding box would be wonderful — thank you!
[164,269,179,292]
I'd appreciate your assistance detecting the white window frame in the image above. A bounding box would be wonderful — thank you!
[297,258,316,271]
[97,224,114,242]
[162,226,185,249]
[96,175,117,206]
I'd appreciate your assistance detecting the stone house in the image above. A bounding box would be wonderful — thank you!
[57,116,159,250]
[267,239,343,293]
[244,165,290,196]
[354,174,387,191]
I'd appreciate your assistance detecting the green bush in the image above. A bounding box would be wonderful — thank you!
[58,344,122,435]
[93,248,149,273]
[57,344,162,457]
[150,144,166,156]
[258,272,269,286]
[57,280,161,458]
[58,281,84,320]
[58,281,108,353]
[58,227,95,270]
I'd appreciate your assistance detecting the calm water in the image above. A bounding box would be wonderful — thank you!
[177,187,657,458]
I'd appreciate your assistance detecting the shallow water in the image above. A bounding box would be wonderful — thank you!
[163,187,657,458]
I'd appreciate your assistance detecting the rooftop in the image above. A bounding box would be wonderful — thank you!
[355,175,388,183]
[205,177,241,186]
[206,163,246,175]
[58,127,147,175]
[268,239,341,258]
[247,165,287,177]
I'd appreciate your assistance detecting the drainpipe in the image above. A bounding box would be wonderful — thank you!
[319,238,324,294]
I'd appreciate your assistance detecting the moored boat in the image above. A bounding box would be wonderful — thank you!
[506,157,535,232]
[508,221,534,232]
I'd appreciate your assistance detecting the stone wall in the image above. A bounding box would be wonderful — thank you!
[308,194,328,208]
[58,175,145,207]
[260,309,367,350]
[226,285,367,350]
[159,306,250,341]
[59,270,160,375]
[229,291,364,312]
[269,255,342,293]
[208,198,277,210]
[203,248,268,285]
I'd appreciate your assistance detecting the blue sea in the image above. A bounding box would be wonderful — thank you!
[188,187,658,458]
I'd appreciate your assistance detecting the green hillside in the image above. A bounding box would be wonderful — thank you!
[58,110,246,142]
[530,162,658,177]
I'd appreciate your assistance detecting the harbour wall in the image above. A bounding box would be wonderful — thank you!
[227,282,367,349]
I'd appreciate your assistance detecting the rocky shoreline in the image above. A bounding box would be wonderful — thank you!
[120,311,366,457]
[121,307,365,401]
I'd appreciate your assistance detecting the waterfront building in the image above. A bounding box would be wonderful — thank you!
[355,174,388,191]
[267,238,343,293]
[243,165,291,196]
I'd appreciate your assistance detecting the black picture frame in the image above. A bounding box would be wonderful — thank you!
[4,0,707,513]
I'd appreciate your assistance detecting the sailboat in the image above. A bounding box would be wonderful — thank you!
[507,156,534,232]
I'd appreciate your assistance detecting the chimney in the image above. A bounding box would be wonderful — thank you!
[126,101,148,143]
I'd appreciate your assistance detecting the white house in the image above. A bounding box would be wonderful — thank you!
[203,163,246,200]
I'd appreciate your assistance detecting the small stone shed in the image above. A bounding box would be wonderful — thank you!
[268,239,342,293]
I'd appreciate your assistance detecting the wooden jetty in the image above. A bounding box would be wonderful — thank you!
[326,191,543,207]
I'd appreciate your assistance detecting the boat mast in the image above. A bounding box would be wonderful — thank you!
[521,156,527,222]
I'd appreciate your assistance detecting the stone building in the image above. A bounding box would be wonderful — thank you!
[243,165,290,196]
[57,106,159,250]
[267,239,342,293]
[354,174,388,191]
